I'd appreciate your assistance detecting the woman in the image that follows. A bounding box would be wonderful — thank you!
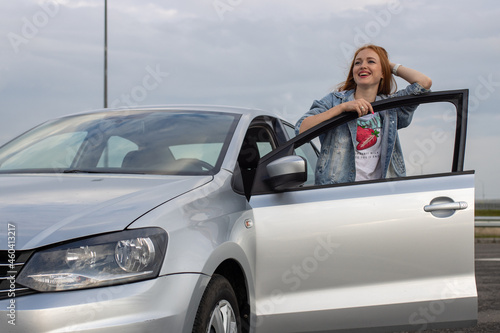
[295,44,432,185]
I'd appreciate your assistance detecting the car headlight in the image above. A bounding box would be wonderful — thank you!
[17,228,167,292]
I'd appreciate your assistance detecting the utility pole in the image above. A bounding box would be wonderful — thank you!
[104,0,108,108]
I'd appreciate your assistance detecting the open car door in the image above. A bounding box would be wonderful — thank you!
[249,90,477,332]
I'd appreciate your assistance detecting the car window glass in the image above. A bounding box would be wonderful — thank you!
[255,126,275,156]
[0,132,86,170]
[170,143,223,166]
[399,102,456,176]
[283,123,318,186]
[0,111,239,175]
[256,141,273,157]
[97,136,139,168]
[294,101,458,187]
[283,123,296,140]
[236,125,277,198]
[238,126,275,166]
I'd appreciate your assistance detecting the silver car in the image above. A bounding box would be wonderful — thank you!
[0,90,476,332]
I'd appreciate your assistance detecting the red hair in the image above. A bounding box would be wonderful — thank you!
[338,44,396,95]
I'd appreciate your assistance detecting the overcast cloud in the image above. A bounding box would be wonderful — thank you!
[1,0,499,198]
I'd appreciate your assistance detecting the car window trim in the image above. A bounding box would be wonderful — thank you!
[251,89,469,195]
[263,89,468,170]
[257,170,475,195]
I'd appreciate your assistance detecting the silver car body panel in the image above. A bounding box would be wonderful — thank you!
[250,172,476,332]
[0,274,211,333]
[0,170,255,332]
[0,173,212,250]
[130,170,256,277]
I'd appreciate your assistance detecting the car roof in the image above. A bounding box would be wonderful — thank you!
[61,104,281,120]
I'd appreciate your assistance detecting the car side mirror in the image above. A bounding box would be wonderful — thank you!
[266,155,307,191]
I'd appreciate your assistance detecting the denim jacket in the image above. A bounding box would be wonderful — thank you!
[295,83,430,185]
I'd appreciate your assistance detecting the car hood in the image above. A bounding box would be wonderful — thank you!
[0,174,212,250]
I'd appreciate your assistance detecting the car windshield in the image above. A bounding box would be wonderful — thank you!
[0,110,239,175]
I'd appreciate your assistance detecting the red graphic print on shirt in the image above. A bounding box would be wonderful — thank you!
[356,126,379,150]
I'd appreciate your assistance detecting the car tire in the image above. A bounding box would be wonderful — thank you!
[193,274,242,333]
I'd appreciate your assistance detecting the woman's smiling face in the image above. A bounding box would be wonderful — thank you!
[352,48,384,89]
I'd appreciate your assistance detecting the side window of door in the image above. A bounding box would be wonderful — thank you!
[252,91,469,193]
[283,123,319,186]
[237,125,277,198]
[398,102,457,176]
[294,100,460,187]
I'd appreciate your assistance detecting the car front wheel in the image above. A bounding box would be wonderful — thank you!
[193,274,242,333]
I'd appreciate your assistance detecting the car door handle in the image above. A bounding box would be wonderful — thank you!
[424,201,468,212]
[424,197,469,218]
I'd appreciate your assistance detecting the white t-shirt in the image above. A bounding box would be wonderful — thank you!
[355,113,382,181]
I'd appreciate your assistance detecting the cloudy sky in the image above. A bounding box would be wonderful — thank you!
[0,0,499,199]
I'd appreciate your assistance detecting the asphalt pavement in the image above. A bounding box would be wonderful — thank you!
[422,240,500,332]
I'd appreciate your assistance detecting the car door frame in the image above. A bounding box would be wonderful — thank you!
[252,89,470,194]
[247,89,477,333]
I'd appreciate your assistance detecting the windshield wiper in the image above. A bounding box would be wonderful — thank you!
[62,169,148,175]
[62,169,103,174]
